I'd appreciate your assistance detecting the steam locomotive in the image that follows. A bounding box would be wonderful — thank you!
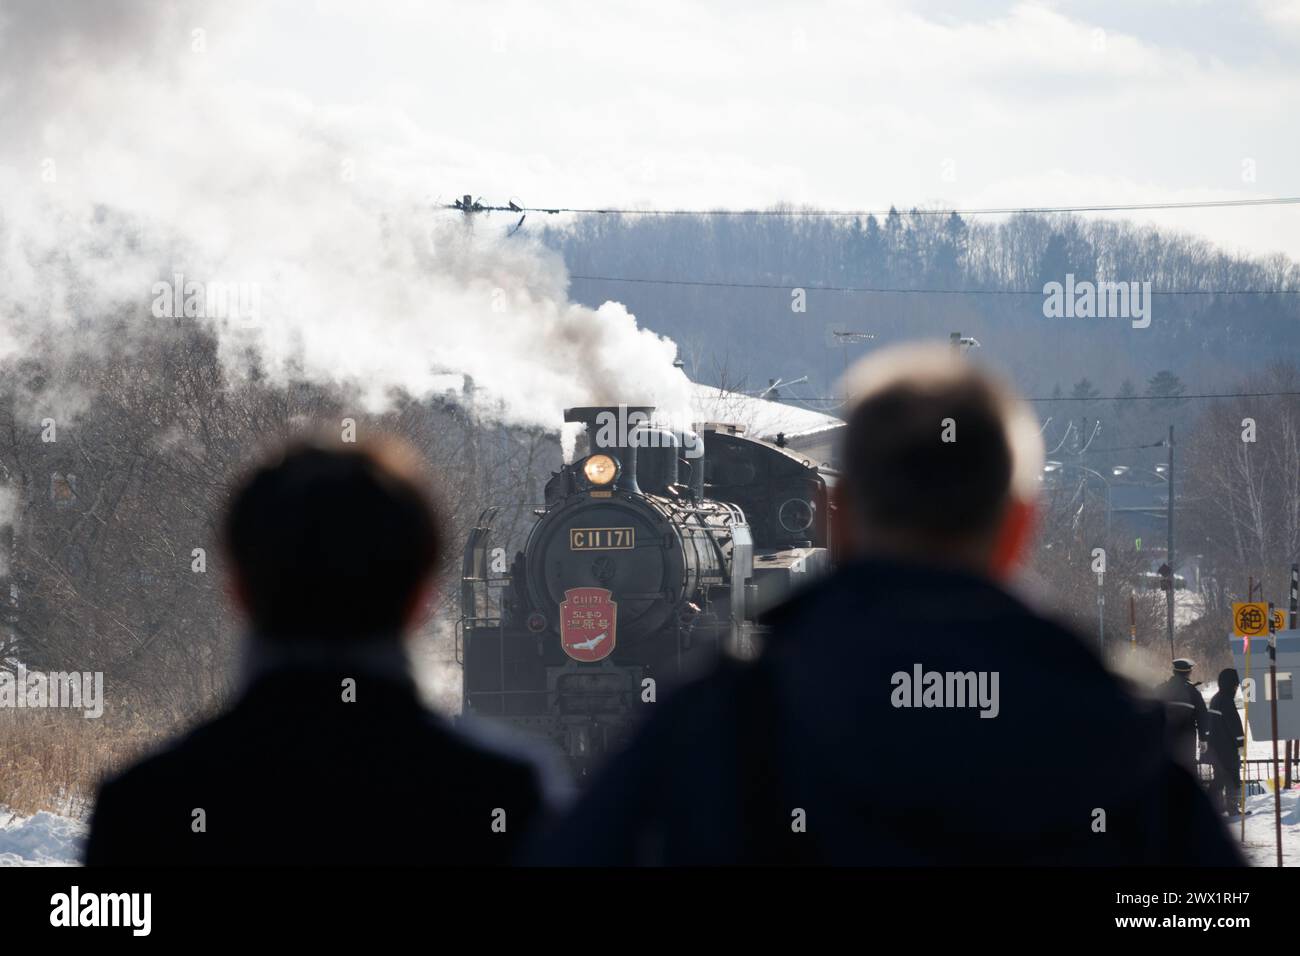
[458,404,836,774]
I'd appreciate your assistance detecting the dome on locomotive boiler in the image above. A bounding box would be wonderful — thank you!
[629,424,680,495]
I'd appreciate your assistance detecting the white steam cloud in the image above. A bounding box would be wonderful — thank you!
[0,0,692,430]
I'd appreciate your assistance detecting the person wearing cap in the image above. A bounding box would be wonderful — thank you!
[1207,668,1246,815]
[1158,658,1210,771]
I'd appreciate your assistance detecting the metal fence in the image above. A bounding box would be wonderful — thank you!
[1198,757,1300,797]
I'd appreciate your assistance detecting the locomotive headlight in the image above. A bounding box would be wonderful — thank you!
[583,453,618,486]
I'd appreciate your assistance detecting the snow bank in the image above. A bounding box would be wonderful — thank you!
[1239,788,1300,867]
[0,807,85,866]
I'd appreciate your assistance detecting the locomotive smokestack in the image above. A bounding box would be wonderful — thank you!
[564,406,657,451]
[564,405,656,494]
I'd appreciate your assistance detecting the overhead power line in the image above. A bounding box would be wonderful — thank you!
[568,274,1300,296]
[1084,440,1171,453]
[511,196,1300,217]
[788,391,1300,403]
[1028,391,1300,402]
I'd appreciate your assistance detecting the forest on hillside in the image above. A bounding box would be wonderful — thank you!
[543,208,1300,403]
[544,210,1300,672]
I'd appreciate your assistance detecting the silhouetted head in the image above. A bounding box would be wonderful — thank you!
[835,343,1044,579]
[1172,658,1194,678]
[222,437,442,644]
[1218,667,1240,695]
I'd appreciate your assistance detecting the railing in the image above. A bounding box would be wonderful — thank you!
[1197,757,1300,796]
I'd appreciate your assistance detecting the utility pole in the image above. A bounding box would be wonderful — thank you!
[1269,602,1282,867]
[832,330,873,371]
[1242,580,1252,843]
[1289,565,1299,789]
[446,195,526,234]
[1291,565,1299,630]
[1096,568,1105,659]
[949,331,981,353]
[1165,425,1175,658]
[1129,593,1136,654]
[833,331,874,374]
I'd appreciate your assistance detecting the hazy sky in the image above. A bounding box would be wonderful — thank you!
[219,0,1300,262]
[4,0,1299,263]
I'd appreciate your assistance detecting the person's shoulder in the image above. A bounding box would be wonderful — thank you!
[761,558,1068,640]
[764,558,1107,664]
[86,715,220,862]
[93,709,228,812]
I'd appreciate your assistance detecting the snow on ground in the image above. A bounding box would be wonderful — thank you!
[1,772,1293,867]
[1233,726,1300,867]
[1237,787,1300,867]
[1174,590,1206,629]
[1195,682,1300,865]
[0,807,85,866]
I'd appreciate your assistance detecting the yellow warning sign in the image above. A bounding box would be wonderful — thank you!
[1272,608,1289,632]
[1233,602,1269,638]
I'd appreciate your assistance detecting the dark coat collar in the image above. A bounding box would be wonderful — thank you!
[759,555,1028,631]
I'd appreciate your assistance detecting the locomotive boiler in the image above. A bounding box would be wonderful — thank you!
[458,404,835,775]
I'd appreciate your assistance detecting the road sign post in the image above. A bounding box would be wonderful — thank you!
[1284,564,1294,790]
[1129,594,1136,654]
[1269,602,1282,867]
[1234,599,1269,843]
[1243,634,1251,842]
[1233,601,1269,640]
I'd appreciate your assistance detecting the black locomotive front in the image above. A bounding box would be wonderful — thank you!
[459,404,833,775]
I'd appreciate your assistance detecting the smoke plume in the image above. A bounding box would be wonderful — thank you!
[0,0,692,430]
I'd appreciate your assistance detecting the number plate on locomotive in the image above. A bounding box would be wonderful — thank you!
[569,527,635,550]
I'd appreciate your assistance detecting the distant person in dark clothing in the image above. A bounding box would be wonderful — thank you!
[536,343,1241,865]
[1207,668,1245,816]
[1157,658,1211,771]
[87,438,562,865]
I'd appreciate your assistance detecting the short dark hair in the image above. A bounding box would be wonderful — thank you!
[221,437,442,642]
[841,346,1035,544]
